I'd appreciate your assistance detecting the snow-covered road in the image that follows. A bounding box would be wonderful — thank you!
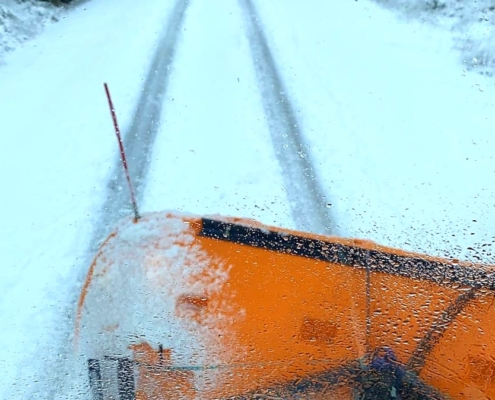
[97,0,189,247]
[141,0,293,228]
[1,0,495,398]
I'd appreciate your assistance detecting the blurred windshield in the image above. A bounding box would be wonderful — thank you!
[0,0,493,399]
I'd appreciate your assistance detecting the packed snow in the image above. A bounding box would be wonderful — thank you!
[0,0,494,398]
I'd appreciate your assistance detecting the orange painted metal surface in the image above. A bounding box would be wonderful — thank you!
[76,212,495,399]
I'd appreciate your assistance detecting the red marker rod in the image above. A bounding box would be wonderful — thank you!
[104,83,140,221]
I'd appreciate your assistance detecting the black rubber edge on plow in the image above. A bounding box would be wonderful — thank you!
[199,218,494,291]
[88,359,104,400]
[117,358,136,400]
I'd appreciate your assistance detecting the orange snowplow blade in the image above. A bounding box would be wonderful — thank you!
[75,212,495,399]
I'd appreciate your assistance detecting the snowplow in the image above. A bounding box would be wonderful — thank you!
[75,211,495,400]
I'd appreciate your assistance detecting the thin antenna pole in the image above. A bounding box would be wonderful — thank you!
[103,82,140,222]
[365,262,371,358]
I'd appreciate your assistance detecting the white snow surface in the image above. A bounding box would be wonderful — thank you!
[0,0,494,398]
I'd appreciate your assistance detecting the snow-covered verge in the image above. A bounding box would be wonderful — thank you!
[0,0,65,61]
[374,0,495,75]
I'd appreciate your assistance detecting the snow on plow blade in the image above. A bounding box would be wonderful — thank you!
[75,212,495,399]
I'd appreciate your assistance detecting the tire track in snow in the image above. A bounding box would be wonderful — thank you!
[94,0,189,248]
[238,0,336,236]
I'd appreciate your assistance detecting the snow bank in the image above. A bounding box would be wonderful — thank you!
[375,0,495,75]
[0,0,63,61]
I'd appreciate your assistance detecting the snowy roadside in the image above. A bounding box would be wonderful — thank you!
[373,0,495,76]
[0,0,66,62]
